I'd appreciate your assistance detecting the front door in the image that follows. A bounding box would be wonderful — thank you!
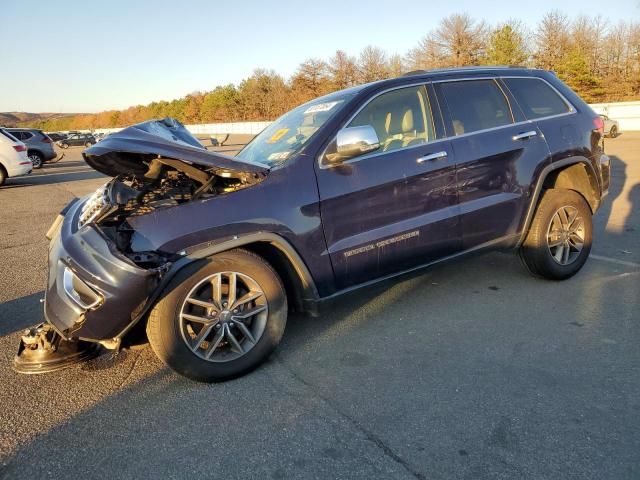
[315,84,461,290]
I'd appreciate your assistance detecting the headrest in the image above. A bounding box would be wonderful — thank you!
[402,109,414,133]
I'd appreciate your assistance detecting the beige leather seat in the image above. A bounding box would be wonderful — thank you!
[383,107,423,151]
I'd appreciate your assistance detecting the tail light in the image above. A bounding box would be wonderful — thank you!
[41,136,52,143]
[593,116,604,134]
[13,145,26,152]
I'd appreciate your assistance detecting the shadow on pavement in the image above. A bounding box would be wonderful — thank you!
[0,292,44,337]
[2,170,106,189]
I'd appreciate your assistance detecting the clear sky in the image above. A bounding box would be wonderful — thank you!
[1,0,638,113]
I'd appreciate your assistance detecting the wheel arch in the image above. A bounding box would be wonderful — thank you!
[27,148,44,158]
[117,233,320,342]
[517,156,600,247]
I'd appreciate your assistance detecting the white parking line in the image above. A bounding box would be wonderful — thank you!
[590,254,640,268]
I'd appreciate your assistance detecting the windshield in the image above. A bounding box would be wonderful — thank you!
[236,95,350,166]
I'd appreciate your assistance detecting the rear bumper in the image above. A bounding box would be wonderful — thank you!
[45,199,159,341]
[6,162,32,177]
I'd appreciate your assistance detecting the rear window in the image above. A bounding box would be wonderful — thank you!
[502,78,571,119]
[438,80,513,136]
[0,129,19,142]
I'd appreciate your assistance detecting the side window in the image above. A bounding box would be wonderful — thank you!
[348,85,434,153]
[438,80,513,136]
[10,131,23,140]
[21,132,33,140]
[502,78,570,119]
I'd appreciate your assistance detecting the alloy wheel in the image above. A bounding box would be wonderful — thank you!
[29,154,42,168]
[546,205,585,265]
[179,271,268,362]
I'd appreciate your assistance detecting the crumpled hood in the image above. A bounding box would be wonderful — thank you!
[83,118,268,178]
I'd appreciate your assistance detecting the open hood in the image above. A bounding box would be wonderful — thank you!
[83,118,268,178]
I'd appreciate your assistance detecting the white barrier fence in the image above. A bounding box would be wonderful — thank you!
[588,101,640,131]
[80,100,640,137]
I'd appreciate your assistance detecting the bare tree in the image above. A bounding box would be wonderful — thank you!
[290,58,331,104]
[408,14,488,68]
[387,53,406,77]
[328,50,359,89]
[534,11,570,70]
[358,45,389,83]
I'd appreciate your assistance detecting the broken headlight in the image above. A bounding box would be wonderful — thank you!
[78,183,110,228]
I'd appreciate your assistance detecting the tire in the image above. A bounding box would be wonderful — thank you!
[609,126,617,138]
[520,188,592,280]
[85,142,92,148]
[147,249,287,382]
[60,143,69,149]
[0,166,6,187]
[28,151,43,169]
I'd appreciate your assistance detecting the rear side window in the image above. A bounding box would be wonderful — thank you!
[21,131,33,140]
[8,131,23,140]
[502,78,570,119]
[438,80,513,136]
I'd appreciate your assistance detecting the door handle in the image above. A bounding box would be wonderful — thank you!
[512,130,538,141]
[417,151,448,163]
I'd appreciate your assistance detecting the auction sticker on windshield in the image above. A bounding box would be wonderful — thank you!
[304,101,339,114]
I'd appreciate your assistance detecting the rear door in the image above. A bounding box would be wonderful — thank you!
[434,78,551,249]
[315,83,460,289]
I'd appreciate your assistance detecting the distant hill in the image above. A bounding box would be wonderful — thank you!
[0,112,82,128]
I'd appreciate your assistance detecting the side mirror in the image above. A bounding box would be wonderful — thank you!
[325,125,380,164]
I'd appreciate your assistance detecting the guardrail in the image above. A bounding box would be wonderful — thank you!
[72,100,640,137]
[588,101,640,131]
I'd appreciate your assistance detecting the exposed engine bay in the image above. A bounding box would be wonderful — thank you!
[79,155,264,267]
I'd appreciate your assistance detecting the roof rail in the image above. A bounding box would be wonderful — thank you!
[402,65,529,77]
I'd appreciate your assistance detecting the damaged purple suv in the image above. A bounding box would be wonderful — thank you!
[17,67,610,382]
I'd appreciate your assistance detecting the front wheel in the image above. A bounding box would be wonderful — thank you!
[520,188,592,280]
[147,249,287,382]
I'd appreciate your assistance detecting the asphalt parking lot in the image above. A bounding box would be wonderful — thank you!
[0,134,638,479]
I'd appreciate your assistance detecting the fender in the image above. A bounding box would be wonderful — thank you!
[516,156,600,247]
[113,232,319,340]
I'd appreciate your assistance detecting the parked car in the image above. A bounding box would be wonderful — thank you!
[19,67,610,382]
[57,133,96,149]
[599,114,619,138]
[47,132,68,142]
[6,128,57,168]
[0,128,32,186]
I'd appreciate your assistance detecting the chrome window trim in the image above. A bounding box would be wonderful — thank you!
[318,75,576,169]
[318,81,440,169]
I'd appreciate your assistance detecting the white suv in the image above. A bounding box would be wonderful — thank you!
[0,128,32,186]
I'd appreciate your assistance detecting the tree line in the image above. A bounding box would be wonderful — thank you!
[23,11,640,131]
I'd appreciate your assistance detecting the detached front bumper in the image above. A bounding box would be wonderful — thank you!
[45,198,159,342]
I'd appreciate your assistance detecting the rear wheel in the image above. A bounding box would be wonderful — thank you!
[0,166,6,186]
[28,151,43,169]
[147,249,287,382]
[609,126,617,138]
[520,188,592,280]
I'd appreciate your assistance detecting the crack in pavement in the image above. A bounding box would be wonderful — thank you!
[273,353,427,480]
